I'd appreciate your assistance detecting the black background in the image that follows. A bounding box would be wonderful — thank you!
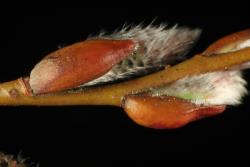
[0,6,250,166]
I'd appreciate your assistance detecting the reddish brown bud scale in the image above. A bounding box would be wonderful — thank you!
[204,29,250,55]
[124,95,225,129]
[30,39,136,94]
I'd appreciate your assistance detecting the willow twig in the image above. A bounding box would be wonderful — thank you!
[0,47,250,106]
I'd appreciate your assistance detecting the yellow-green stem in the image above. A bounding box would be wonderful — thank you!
[1,47,250,106]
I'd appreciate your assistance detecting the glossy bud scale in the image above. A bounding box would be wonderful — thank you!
[30,39,136,94]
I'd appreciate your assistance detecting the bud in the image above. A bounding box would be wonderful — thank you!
[204,29,250,55]
[123,95,225,129]
[29,39,136,94]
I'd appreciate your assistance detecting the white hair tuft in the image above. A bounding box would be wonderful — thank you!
[150,70,248,106]
[82,24,201,86]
